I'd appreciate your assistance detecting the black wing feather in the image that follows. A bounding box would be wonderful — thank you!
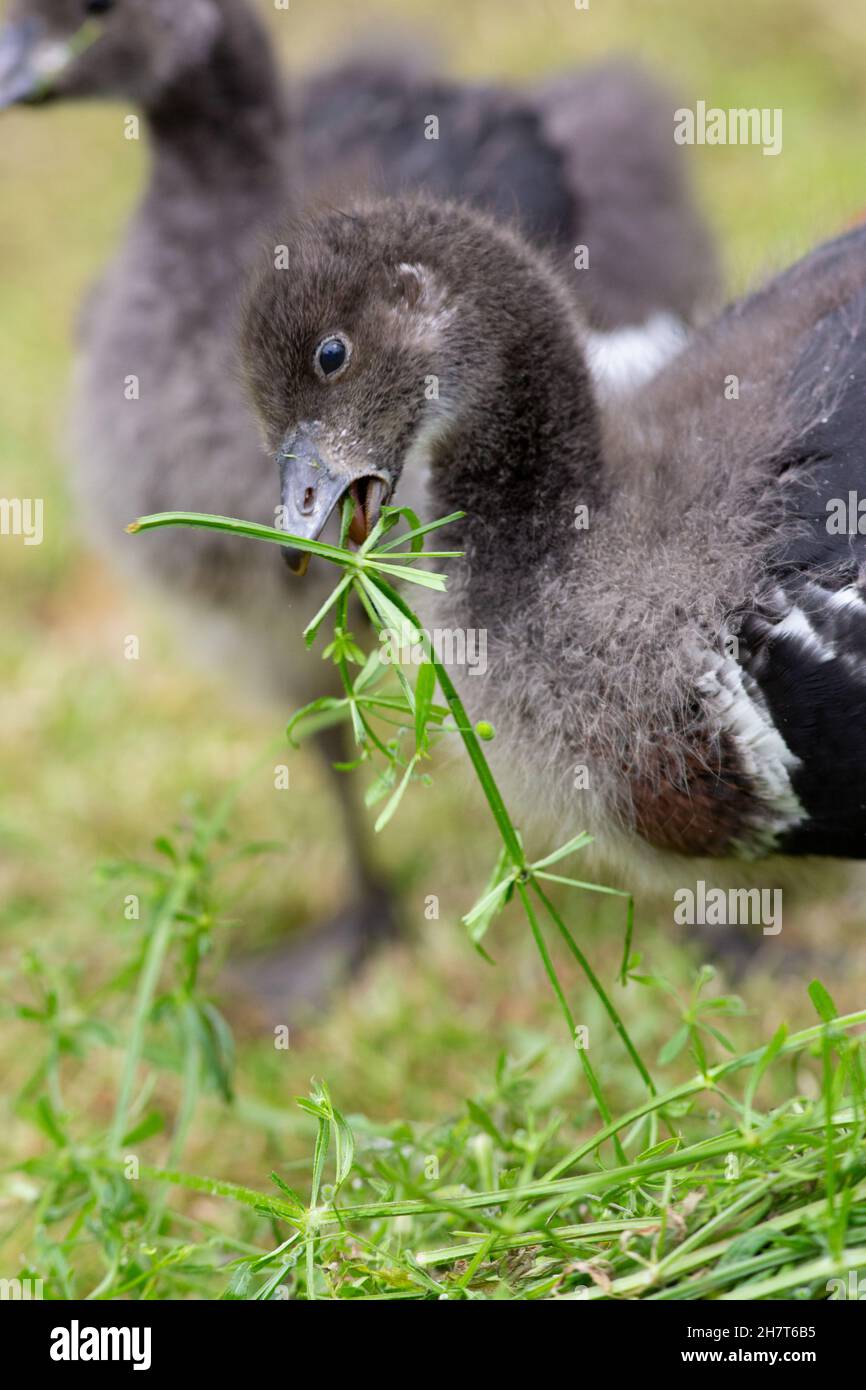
[739,274,866,856]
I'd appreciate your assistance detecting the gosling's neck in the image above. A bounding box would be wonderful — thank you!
[428,343,605,621]
[144,7,291,213]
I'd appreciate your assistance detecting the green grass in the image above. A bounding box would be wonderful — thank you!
[4,504,865,1300]
[2,0,866,1301]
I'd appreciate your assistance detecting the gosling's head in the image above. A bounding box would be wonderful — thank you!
[0,0,228,109]
[240,196,596,567]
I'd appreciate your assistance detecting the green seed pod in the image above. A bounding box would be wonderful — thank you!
[475,720,495,741]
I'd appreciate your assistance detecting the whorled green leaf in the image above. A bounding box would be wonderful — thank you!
[374,756,419,833]
[414,660,436,755]
[657,1023,690,1067]
[744,1023,788,1128]
[529,832,594,872]
[373,509,465,555]
[285,695,350,747]
[808,979,839,1024]
[303,573,354,649]
[462,845,515,960]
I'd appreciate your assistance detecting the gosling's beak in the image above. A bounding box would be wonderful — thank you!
[0,19,44,107]
[0,15,89,108]
[276,426,391,576]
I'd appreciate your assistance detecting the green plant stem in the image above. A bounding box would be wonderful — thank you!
[107,883,188,1155]
[106,1110,852,1226]
[359,574,525,864]
[370,574,652,1112]
[543,1007,866,1183]
[128,512,350,564]
[716,1246,866,1301]
[517,880,626,1165]
[532,879,656,1098]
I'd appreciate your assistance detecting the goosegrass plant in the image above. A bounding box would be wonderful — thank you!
[3,503,865,1299]
[129,503,650,1144]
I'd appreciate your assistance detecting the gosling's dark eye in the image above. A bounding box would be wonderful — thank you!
[315,335,350,380]
[85,0,115,14]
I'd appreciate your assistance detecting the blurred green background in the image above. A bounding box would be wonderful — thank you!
[2,0,866,1192]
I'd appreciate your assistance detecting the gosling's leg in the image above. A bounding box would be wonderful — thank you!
[224,722,400,1024]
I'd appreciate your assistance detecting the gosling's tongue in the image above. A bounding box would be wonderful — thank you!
[348,477,389,546]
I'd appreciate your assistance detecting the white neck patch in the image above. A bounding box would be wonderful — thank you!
[586,312,688,398]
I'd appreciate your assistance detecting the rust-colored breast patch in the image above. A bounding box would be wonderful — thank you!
[630,733,760,857]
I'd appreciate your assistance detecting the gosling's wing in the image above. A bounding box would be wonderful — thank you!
[738,284,866,857]
[298,63,575,245]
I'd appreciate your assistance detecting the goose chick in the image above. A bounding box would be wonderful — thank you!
[0,0,716,1002]
[0,0,719,702]
[241,197,866,887]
